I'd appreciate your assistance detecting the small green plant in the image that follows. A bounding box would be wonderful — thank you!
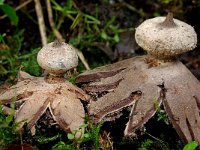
[53,141,77,150]
[158,0,174,4]
[53,121,103,150]
[138,139,154,150]
[0,31,41,82]
[67,75,76,85]
[0,29,24,81]
[81,122,102,150]
[20,48,41,77]
[154,98,169,125]
[183,141,198,150]
[35,134,61,144]
[0,33,6,43]
[0,102,19,145]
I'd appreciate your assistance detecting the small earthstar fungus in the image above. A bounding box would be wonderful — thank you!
[76,13,200,143]
[0,40,89,137]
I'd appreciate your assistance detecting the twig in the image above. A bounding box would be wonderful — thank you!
[0,0,33,20]
[145,132,168,148]
[121,1,145,17]
[34,0,47,46]
[46,0,90,70]
[75,48,91,70]
[46,0,63,41]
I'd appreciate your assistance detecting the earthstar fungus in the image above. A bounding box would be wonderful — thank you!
[77,13,200,143]
[0,40,89,137]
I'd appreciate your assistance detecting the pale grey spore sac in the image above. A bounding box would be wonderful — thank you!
[37,41,78,76]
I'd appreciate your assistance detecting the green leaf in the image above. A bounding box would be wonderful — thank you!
[80,123,88,128]
[0,4,18,26]
[68,76,76,84]
[67,133,75,140]
[100,31,108,40]
[51,0,63,12]
[0,33,6,43]
[70,11,82,30]
[183,141,198,150]
[66,0,73,10]
[84,133,90,138]
[138,139,154,150]
[160,0,173,4]
[84,14,100,24]
[6,115,13,124]
[113,34,119,43]
[0,0,4,5]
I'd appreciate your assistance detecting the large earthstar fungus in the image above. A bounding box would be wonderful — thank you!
[76,13,200,143]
